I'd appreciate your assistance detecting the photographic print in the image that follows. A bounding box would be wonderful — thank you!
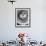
[15,8,31,27]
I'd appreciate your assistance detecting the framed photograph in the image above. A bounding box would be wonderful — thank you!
[15,8,31,28]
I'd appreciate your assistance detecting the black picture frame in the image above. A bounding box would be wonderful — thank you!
[15,8,31,28]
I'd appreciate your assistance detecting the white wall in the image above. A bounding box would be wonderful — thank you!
[0,0,46,42]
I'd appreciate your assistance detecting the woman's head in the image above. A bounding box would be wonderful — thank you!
[17,10,28,23]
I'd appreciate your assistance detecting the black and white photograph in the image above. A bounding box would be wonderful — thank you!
[15,8,31,27]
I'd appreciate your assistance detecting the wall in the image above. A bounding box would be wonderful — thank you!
[0,0,46,42]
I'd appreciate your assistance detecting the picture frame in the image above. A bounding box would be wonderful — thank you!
[15,8,31,28]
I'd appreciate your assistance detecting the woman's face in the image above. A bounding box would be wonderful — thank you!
[18,10,28,23]
[19,10,28,20]
[20,11,27,19]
